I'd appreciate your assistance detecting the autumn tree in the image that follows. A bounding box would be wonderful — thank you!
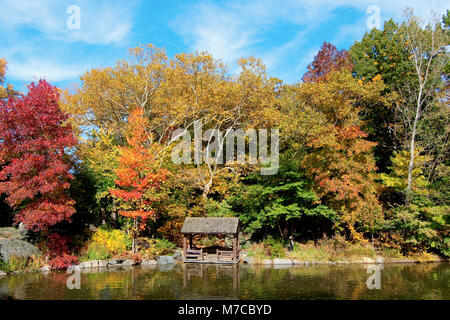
[109,107,168,253]
[0,80,77,230]
[302,42,352,83]
[0,58,18,101]
[350,12,449,192]
[63,45,279,208]
[281,71,386,237]
[0,58,6,83]
[349,20,412,170]
[399,9,449,199]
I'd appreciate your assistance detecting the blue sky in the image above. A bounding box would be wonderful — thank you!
[1,0,448,92]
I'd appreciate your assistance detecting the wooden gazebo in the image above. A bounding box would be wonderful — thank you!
[181,217,240,264]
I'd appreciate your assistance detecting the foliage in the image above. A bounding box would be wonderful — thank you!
[0,58,17,101]
[380,148,430,195]
[382,197,449,257]
[109,107,168,252]
[0,10,447,259]
[227,157,336,239]
[263,236,286,258]
[0,80,77,230]
[82,242,112,261]
[0,255,44,273]
[282,71,386,236]
[48,254,78,270]
[302,41,353,83]
[350,19,414,89]
[142,238,176,258]
[89,228,132,256]
[45,233,73,257]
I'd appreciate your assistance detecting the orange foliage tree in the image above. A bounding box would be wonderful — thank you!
[109,107,168,253]
[282,71,386,238]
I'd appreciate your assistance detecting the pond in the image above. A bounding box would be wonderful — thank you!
[0,263,448,300]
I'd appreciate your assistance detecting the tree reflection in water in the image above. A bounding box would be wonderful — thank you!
[0,263,448,300]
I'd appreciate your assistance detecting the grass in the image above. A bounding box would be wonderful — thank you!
[0,255,43,273]
[245,237,406,262]
[80,242,112,261]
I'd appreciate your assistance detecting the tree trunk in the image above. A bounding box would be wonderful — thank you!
[132,219,137,254]
[276,219,283,238]
[406,88,422,203]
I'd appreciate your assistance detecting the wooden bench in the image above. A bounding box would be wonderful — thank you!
[185,248,204,261]
[216,249,235,261]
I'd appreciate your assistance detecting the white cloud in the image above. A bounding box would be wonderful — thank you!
[171,0,449,81]
[0,0,136,45]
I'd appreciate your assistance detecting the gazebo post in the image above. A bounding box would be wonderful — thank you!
[236,232,240,260]
[232,235,237,262]
[183,236,187,261]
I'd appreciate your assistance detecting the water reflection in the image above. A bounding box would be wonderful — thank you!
[0,263,448,300]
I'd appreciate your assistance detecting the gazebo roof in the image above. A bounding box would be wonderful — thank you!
[180,217,239,235]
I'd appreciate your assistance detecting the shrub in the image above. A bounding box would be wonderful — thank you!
[0,257,8,272]
[82,242,112,261]
[0,255,28,272]
[144,238,176,258]
[46,233,72,257]
[81,228,131,260]
[263,236,286,258]
[49,254,78,270]
[91,229,132,255]
[246,243,267,261]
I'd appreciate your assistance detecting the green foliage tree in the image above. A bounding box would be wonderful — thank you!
[224,156,336,240]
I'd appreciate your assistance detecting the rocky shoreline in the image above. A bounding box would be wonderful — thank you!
[1,252,447,279]
[241,255,447,265]
[0,227,447,279]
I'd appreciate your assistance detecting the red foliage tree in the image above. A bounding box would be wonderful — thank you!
[0,80,77,230]
[302,42,353,83]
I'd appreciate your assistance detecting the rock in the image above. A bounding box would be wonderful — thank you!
[90,260,99,268]
[0,228,26,241]
[273,258,293,265]
[18,223,27,234]
[375,257,385,264]
[40,265,50,272]
[172,251,182,262]
[362,257,375,264]
[141,259,157,266]
[80,261,92,268]
[243,256,255,264]
[67,265,81,273]
[292,260,303,265]
[0,238,41,262]
[390,258,416,264]
[262,259,273,265]
[98,260,108,268]
[0,270,6,278]
[157,256,175,264]
[121,259,135,266]
[107,260,118,266]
